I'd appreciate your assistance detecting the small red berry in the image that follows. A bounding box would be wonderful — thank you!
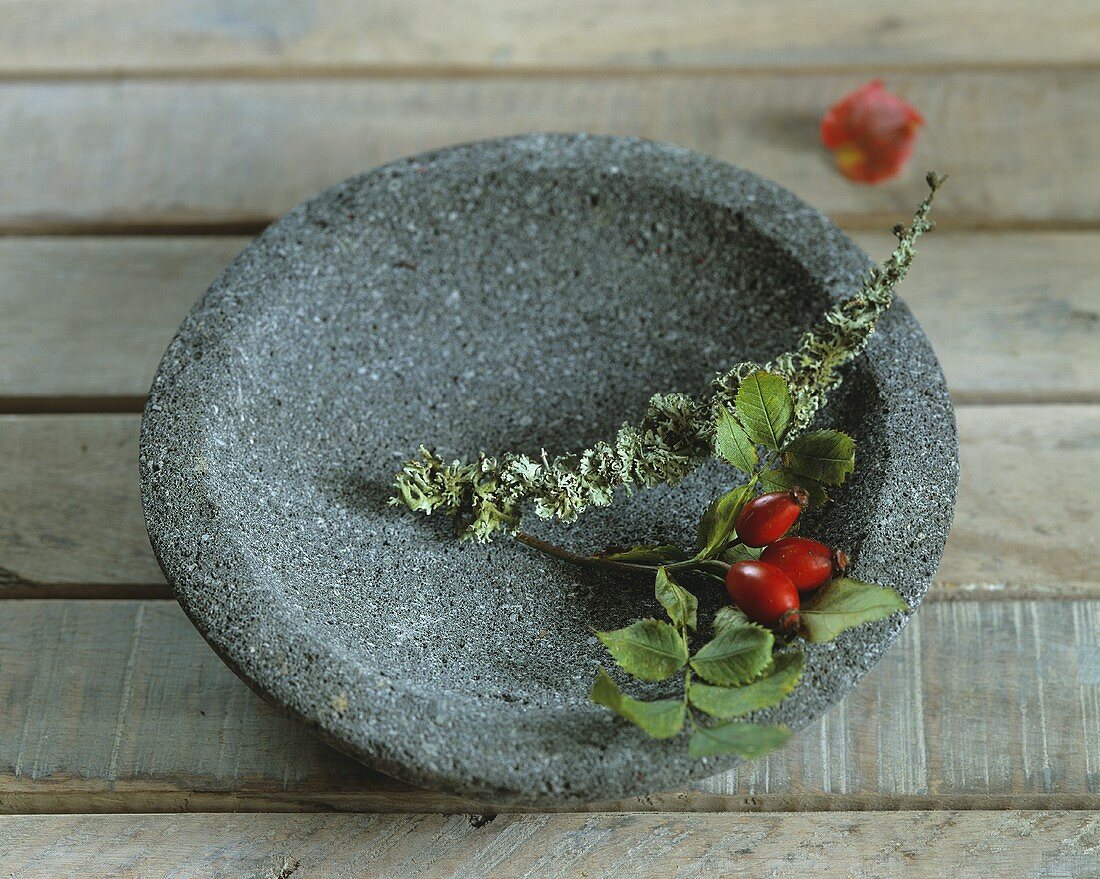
[725,560,801,630]
[761,536,848,592]
[734,488,809,548]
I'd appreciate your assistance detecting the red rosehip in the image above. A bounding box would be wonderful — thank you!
[725,560,801,630]
[761,536,848,592]
[734,488,809,548]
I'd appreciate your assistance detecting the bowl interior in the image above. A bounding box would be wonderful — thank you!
[208,167,837,691]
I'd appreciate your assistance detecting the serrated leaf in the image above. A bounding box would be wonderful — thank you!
[799,577,909,643]
[782,430,856,487]
[688,721,791,759]
[690,623,774,686]
[688,652,804,719]
[655,567,698,631]
[599,544,688,564]
[758,467,829,507]
[596,619,689,681]
[720,543,762,564]
[696,483,755,558]
[715,406,758,473]
[590,669,686,739]
[712,605,752,634]
[735,371,793,451]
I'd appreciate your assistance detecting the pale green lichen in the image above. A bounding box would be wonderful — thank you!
[392,174,944,541]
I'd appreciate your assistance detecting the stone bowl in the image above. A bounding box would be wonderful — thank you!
[140,134,958,806]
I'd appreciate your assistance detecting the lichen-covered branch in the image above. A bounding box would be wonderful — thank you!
[718,172,945,432]
[391,173,945,541]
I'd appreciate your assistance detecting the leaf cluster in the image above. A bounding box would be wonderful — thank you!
[697,369,855,561]
[589,370,907,760]
[592,566,796,758]
[592,560,906,758]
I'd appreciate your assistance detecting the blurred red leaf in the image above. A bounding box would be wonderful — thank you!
[820,80,924,184]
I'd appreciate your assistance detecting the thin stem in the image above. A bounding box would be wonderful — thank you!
[513,531,731,580]
[672,544,738,572]
[682,559,732,579]
[513,531,656,575]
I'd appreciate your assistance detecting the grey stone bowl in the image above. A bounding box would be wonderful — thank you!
[140,133,958,806]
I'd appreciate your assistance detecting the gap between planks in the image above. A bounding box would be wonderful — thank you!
[2,585,1097,603]
[6,217,1100,237]
[0,396,147,415]
[5,60,1100,83]
[2,791,1100,816]
[3,393,1099,417]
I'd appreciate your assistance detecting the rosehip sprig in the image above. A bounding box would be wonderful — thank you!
[578,369,907,758]
[388,184,940,760]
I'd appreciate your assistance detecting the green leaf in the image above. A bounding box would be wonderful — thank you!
[690,623,774,686]
[596,619,689,681]
[654,567,698,631]
[735,371,793,451]
[696,483,755,558]
[599,544,688,564]
[590,669,686,739]
[720,543,762,564]
[758,467,829,508]
[782,430,856,487]
[715,406,758,473]
[712,605,752,634]
[688,652,804,719]
[688,721,791,759]
[799,577,909,643]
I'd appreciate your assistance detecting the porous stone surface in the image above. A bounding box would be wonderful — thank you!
[140,134,958,805]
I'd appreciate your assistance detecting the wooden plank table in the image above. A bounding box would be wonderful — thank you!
[1,4,1097,875]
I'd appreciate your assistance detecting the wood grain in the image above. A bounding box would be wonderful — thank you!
[852,232,1100,405]
[1,811,1097,878]
[0,416,165,589]
[2,72,1098,230]
[0,599,1097,813]
[942,405,1100,597]
[3,1,1098,74]
[2,407,1097,596]
[2,232,1097,403]
[0,237,244,403]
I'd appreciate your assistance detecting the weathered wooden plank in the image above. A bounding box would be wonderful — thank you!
[943,405,1100,596]
[3,1,1098,74]
[2,72,1098,229]
[3,407,1097,596]
[852,232,1100,405]
[0,599,1097,813]
[0,416,165,588]
[1,811,1097,878]
[2,232,1097,402]
[0,237,244,402]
